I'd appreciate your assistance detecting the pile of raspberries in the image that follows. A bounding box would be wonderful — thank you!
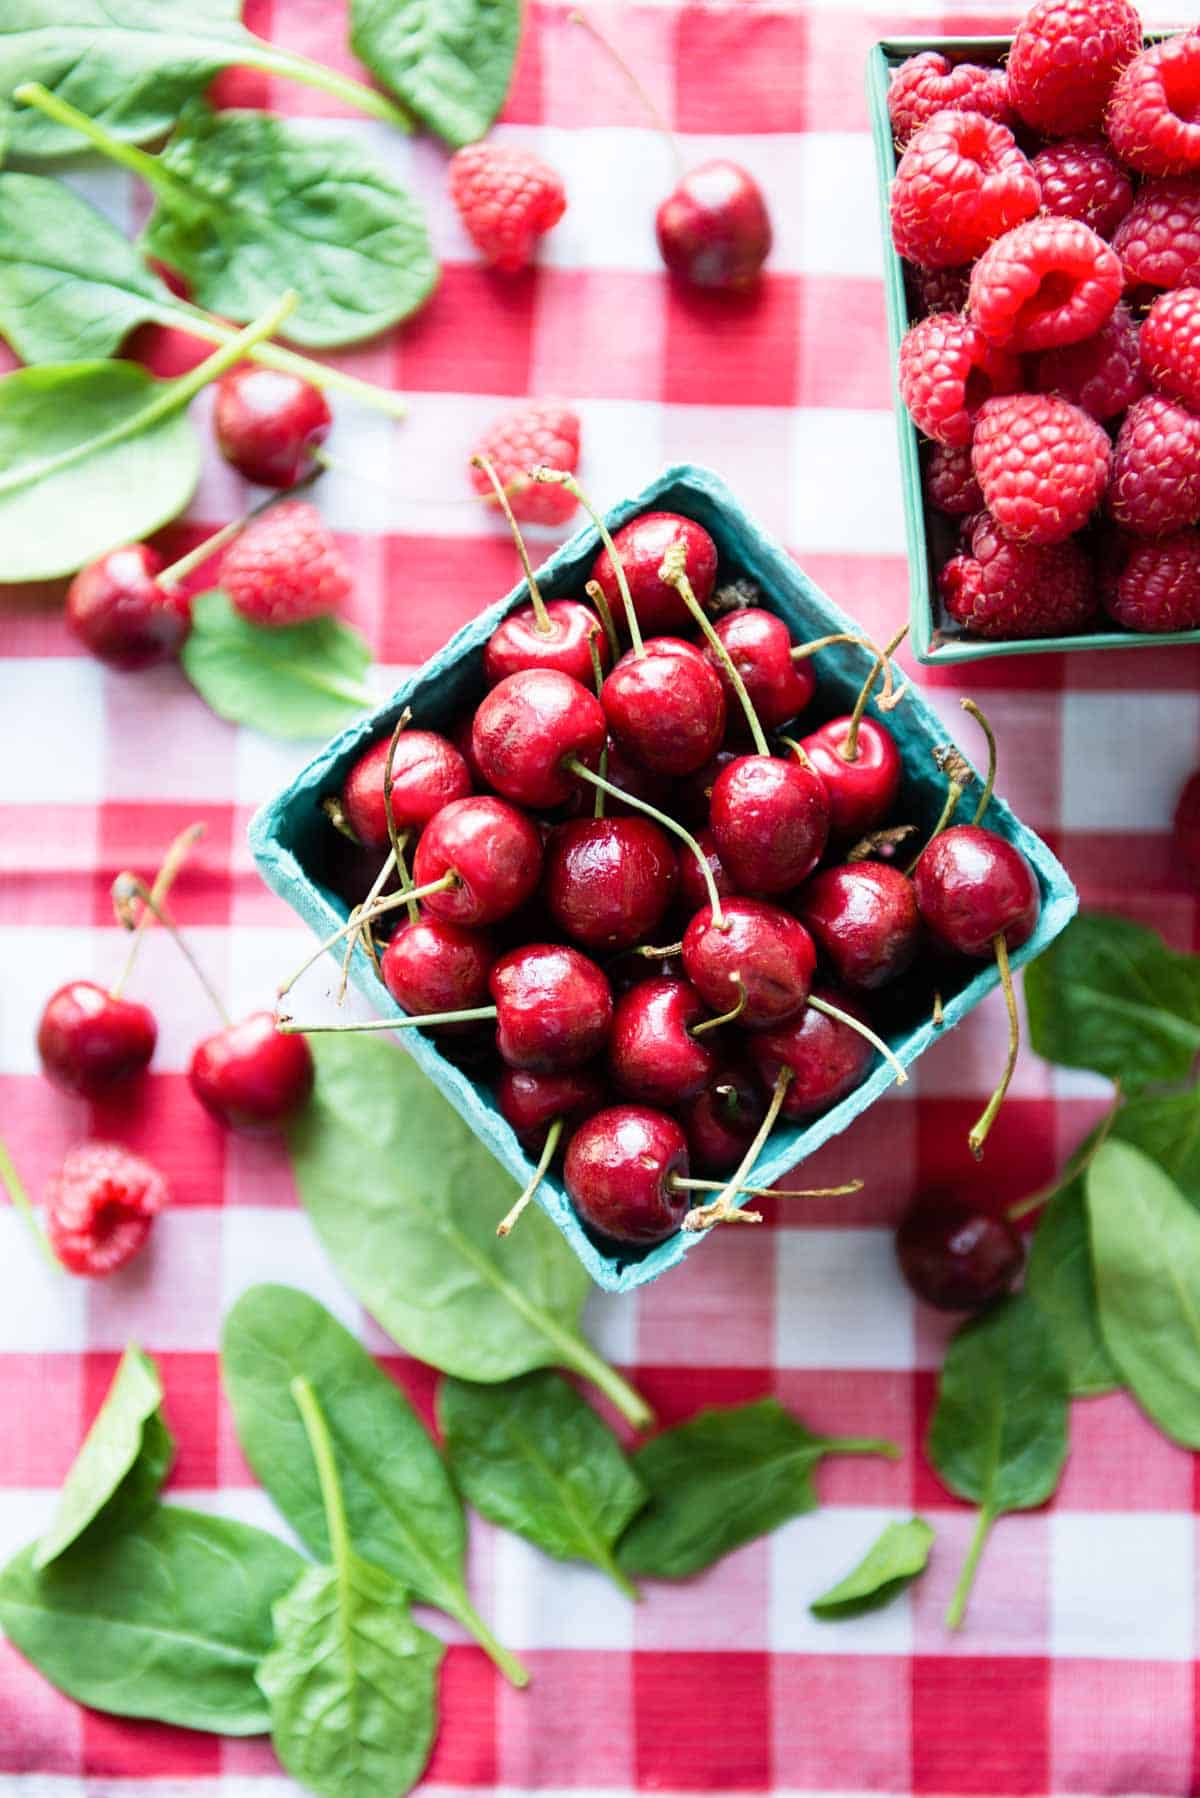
[889,1,1200,641]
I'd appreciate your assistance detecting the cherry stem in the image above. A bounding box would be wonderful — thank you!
[567,9,686,180]
[381,709,419,925]
[841,625,909,763]
[791,631,876,663]
[682,1066,793,1231]
[587,634,607,824]
[675,1176,864,1198]
[659,541,769,757]
[157,467,322,590]
[967,935,1018,1160]
[638,940,684,958]
[564,758,724,926]
[109,821,205,1000]
[585,579,620,664]
[533,470,645,656]
[277,1005,496,1036]
[0,1134,59,1275]
[276,872,458,998]
[904,747,972,875]
[932,990,945,1029]
[322,795,359,843]
[1006,1092,1120,1222]
[808,995,908,1087]
[111,874,232,1026]
[691,974,747,1036]
[337,841,407,1002]
[497,1117,563,1238]
[946,1505,994,1631]
[472,454,552,635]
[963,698,998,824]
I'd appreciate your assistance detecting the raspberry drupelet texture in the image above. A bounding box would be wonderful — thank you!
[1030,136,1135,238]
[449,143,567,271]
[908,264,972,317]
[221,499,351,627]
[1141,287,1200,411]
[1112,178,1200,291]
[971,392,1111,545]
[1108,394,1200,537]
[1107,32,1200,178]
[469,403,581,525]
[1035,302,1147,420]
[1008,0,1142,136]
[46,1142,169,1277]
[887,52,1013,145]
[923,442,983,515]
[1101,527,1200,630]
[890,111,1041,270]
[897,313,1022,447]
[968,217,1122,352]
[939,510,1096,638]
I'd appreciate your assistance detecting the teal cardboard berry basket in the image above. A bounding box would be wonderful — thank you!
[866,34,1198,665]
[250,463,1077,1293]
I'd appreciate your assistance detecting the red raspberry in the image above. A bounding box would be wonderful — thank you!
[448,143,567,272]
[1008,0,1142,135]
[1034,302,1147,420]
[221,500,350,627]
[1112,178,1200,290]
[908,264,972,316]
[887,52,1013,145]
[1141,287,1200,410]
[470,402,581,525]
[1108,394,1200,537]
[46,1143,168,1277]
[924,442,983,516]
[897,313,1022,448]
[1107,32,1200,178]
[939,510,1096,637]
[971,392,1111,544]
[890,111,1041,270]
[968,217,1122,352]
[1100,527,1200,630]
[1030,136,1134,238]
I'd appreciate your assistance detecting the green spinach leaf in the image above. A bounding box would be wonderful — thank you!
[617,1398,897,1581]
[1111,1090,1200,1211]
[1025,1175,1121,1398]
[350,0,520,147]
[289,1035,652,1430]
[810,1517,934,1620]
[927,1294,1069,1628]
[439,1371,647,1596]
[0,1506,304,1734]
[181,591,374,740]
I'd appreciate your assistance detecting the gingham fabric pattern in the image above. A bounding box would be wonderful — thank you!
[2,0,1199,1791]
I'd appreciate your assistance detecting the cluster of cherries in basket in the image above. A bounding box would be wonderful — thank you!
[282,470,1044,1251]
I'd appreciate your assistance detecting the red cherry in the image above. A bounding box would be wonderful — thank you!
[602,638,726,776]
[709,754,830,894]
[912,826,1040,957]
[682,1063,767,1175]
[484,598,610,688]
[213,366,332,487]
[496,1066,605,1151]
[36,980,157,1098]
[489,943,613,1071]
[591,512,718,637]
[411,797,543,926]
[749,986,877,1121]
[677,824,734,914]
[451,713,487,789]
[702,609,815,733]
[677,748,741,826]
[656,160,772,291]
[682,897,816,1027]
[798,718,901,842]
[189,1010,314,1133]
[544,816,676,951]
[608,976,715,1107]
[380,917,495,1027]
[896,1193,1024,1311]
[472,669,607,809]
[564,1104,690,1245]
[796,863,922,991]
[340,730,473,849]
[45,1142,168,1277]
[66,545,190,671]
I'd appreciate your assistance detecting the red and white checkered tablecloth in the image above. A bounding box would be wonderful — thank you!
[2,0,1199,1789]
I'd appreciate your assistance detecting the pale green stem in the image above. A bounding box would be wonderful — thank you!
[659,542,768,756]
[690,974,747,1036]
[946,1507,994,1630]
[15,85,201,215]
[109,821,205,998]
[277,1006,496,1035]
[534,470,644,655]
[809,995,907,1086]
[682,1067,793,1232]
[963,698,998,824]
[0,1136,58,1274]
[111,876,231,1026]
[497,1117,562,1237]
[473,455,551,633]
[166,301,408,417]
[565,759,724,926]
[277,873,456,998]
[967,935,1018,1160]
[158,469,322,589]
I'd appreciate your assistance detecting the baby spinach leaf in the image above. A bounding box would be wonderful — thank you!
[0,1506,304,1734]
[439,1371,647,1597]
[35,1345,172,1570]
[1025,911,1200,1089]
[181,591,375,740]
[928,1295,1069,1628]
[810,1517,934,1620]
[350,0,520,147]
[1025,1176,1121,1398]
[1088,1139,1200,1448]
[1111,1090,1200,1212]
[617,1399,898,1581]
[222,1284,527,1687]
[289,1035,653,1430]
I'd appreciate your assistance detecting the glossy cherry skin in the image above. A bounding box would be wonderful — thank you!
[608,976,715,1107]
[544,817,676,952]
[591,512,719,637]
[896,1193,1024,1311]
[496,1066,605,1151]
[37,981,157,1097]
[472,668,606,809]
[912,826,1040,958]
[564,1105,690,1245]
[797,718,901,842]
[749,986,876,1122]
[602,639,726,777]
[682,897,816,1028]
[683,1063,767,1175]
[66,545,190,671]
[212,366,331,487]
[656,159,773,291]
[340,730,472,849]
[489,944,613,1072]
[483,599,610,688]
[678,825,734,914]
[703,609,815,733]
[709,754,830,894]
[411,796,543,927]
[189,1011,314,1133]
[380,917,495,1027]
[797,863,921,992]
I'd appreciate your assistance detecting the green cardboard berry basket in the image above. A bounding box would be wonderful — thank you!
[250,463,1077,1292]
[866,34,1198,664]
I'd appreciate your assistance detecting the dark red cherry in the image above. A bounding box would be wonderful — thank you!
[544,817,676,952]
[1174,770,1200,888]
[798,718,901,842]
[189,1010,314,1133]
[340,730,472,849]
[66,545,190,671]
[472,668,606,809]
[450,713,486,789]
[380,917,495,1027]
[702,609,814,733]
[749,986,876,1121]
[37,981,157,1097]
[608,976,715,1107]
[496,1066,605,1151]
[678,825,734,914]
[797,863,921,991]
[896,1193,1024,1311]
[411,797,543,926]
[912,826,1040,958]
[602,639,726,776]
[682,898,816,1027]
[656,159,772,291]
[489,944,613,1071]
[682,1063,767,1175]
[709,754,829,894]
[564,1105,690,1245]
[212,366,332,487]
[591,512,718,637]
[483,598,610,688]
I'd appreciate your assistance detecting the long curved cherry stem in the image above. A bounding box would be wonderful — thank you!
[276,872,458,998]
[0,1135,59,1274]
[967,935,1018,1160]
[568,9,686,180]
[586,632,609,819]
[691,974,747,1036]
[111,874,231,1027]
[532,470,645,656]
[1006,1092,1121,1222]
[682,1066,793,1231]
[497,1117,563,1238]
[963,698,998,824]
[637,940,684,959]
[659,541,769,756]
[840,625,909,763]
[808,995,907,1086]
[564,758,725,926]
[903,746,973,875]
[109,821,205,1000]
[337,838,409,1002]
[585,579,620,664]
[381,711,420,927]
[157,468,322,590]
[791,631,877,664]
[473,454,553,635]
[675,1176,864,1198]
[932,990,945,1029]
[277,1005,496,1036]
